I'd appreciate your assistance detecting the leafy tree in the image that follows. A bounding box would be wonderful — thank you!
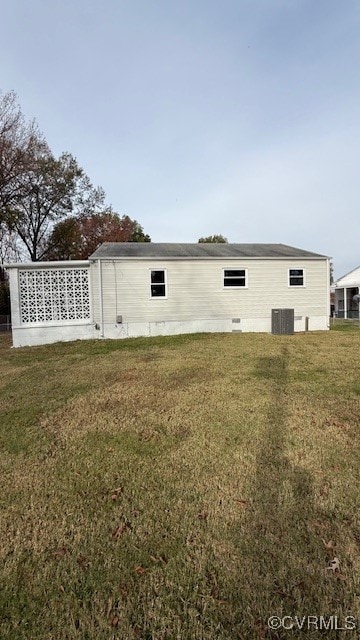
[129,218,151,243]
[330,260,334,285]
[45,211,151,260]
[198,234,228,243]
[7,149,103,261]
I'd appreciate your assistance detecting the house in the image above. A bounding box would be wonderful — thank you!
[334,266,360,318]
[6,243,330,347]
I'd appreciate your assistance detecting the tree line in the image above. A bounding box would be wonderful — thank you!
[0,91,150,265]
[0,91,230,314]
[0,91,229,266]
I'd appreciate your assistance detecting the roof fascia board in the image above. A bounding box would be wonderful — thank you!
[5,260,90,269]
[335,280,360,288]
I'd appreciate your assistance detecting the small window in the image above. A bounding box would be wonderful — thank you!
[224,269,247,287]
[151,270,166,297]
[289,268,304,286]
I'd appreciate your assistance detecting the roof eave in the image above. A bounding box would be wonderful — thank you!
[89,255,328,261]
[5,260,90,269]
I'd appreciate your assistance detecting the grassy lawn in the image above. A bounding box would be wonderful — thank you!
[0,330,359,639]
[330,319,360,332]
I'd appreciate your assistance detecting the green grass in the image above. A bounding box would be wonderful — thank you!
[0,331,359,639]
[330,319,360,331]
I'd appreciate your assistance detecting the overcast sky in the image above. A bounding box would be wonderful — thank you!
[1,0,359,278]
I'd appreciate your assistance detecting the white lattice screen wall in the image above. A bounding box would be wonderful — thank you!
[19,268,91,324]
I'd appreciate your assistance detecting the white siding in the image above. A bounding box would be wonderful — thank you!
[8,256,329,347]
[91,258,329,328]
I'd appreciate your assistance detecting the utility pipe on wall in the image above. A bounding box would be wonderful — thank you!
[98,259,104,338]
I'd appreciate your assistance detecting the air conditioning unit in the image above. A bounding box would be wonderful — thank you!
[271,309,294,335]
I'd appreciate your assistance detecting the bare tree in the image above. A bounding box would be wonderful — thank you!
[1,91,144,263]
[0,90,46,225]
[0,223,21,263]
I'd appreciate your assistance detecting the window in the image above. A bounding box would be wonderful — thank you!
[289,268,304,287]
[150,270,166,297]
[223,269,247,287]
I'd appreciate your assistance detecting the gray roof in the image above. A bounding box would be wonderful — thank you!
[89,242,327,260]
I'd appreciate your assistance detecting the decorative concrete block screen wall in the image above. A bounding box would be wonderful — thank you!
[19,268,91,323]
[8,261,94,347]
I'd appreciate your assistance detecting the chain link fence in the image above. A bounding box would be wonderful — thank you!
[0,315,11,331]
[330,316,360,330]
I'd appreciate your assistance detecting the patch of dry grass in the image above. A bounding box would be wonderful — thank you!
[0,331,359,639]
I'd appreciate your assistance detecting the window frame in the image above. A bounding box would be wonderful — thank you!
[288,268,306,288]
[222,268,248,289]
[149,268,168,299]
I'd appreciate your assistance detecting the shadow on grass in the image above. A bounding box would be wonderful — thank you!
[222,346,354,638]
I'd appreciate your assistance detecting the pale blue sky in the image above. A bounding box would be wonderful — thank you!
[1,0,359,278]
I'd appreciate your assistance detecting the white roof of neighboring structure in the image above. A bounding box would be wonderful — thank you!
[335,265,360,288]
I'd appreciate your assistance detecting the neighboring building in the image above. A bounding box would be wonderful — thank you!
[330,286,336,317]
[6,243,330,347]
[334,266,360,318]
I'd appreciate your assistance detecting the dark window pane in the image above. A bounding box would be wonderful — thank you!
[224,278,246,287]
[224,270,245,277]
[290,277,303,286]
[290,269,303,277]
[151,284,166,297]
[151,270,165,283]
